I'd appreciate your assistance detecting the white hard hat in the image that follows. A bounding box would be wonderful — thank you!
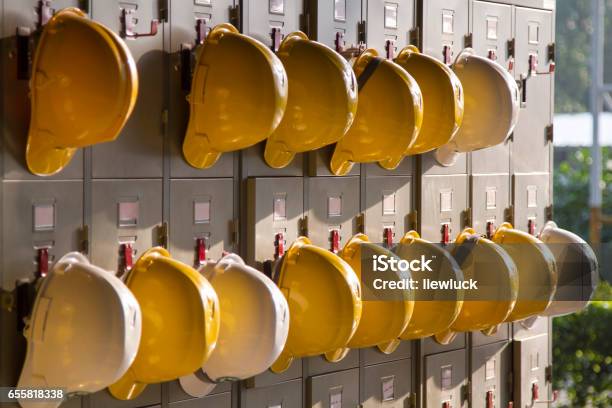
[435,48,520,166]
[17,252,142,408]
[539,221,599,317]
[179,253,289,397]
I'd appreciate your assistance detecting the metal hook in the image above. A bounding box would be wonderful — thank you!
[121,9,159,39]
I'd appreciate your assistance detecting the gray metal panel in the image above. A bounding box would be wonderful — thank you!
[307,368,359,408]
[512,7,553,174]
[244,0,304,47]
[470,341,511,408]
[512,316,548,340]
[512,173,549,234]
[421,150,468,176]
[246,177,304,266]
[419,174,468,243]
[91,0,165,178]
[307,176,359,251]
[422,0,469,62]
[424,349,467,408]
[364,176,412,245]
[305,350,359,377]
[471,323,510,347]
[245,144,304,177]
[365,0,414,56]
[1,0,84,180]
[513,334,550,408]
[2,180,83,289]
[361,358,412,408]
[471,1,513,74]
[312,0,361,48]
[307,147,359,177]
[168,379,232,402]
[423,333,466,356]
[169,178,234,266]
[365,158,414,177]
[167,0,235,178]
[90,179,163,273]
[247,359,303,388]
[362,340,411,366]
[471,174,510,237]
[60,396,83,408]
[243,379,302,408]
[88,385,162,408]
[168,391,231,408]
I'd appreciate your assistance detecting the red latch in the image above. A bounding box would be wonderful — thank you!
[37,247,49,278]
[385,40,395,60]
[274,232,285,259]
[441,223,451,244]
[531,382,539,402]
[442,401,452,408]
[443,45,452,65]
[335,32,345,53]
[507,402,513,408]
[330,229,340,253]
[271,28,283,52]
[528,219,536,236]
[508,57,514,71]
[486,390,495,408]
[488,49,497,61]
[121,9,159,39]
[196,238,207,266]
[383,227,394,248]
[121,243,134,272]
[486,221,496,239]
[528,53,538,75]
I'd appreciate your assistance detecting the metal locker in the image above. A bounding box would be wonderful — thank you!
[246,359,303,388]
[423,334,466,356]
[307,147,359,177]
[513,334,552,408]
[307,368,359,408]
[424,349,467,408]
[364,176,412,247]
[243,0,304,50]
[90,0,165,178]
[471,324,511,347]
[88,385,162,408]
[471,342,511,408]
[362,341,411,366]
[362,359,412,408]
[90,179,163,274]
[2,180,83,289]
[167,0,235,178]
[246,177,304,267]
[512,7,554,174]
[307,176,359,253]
[420,0,469,176]
[168,380,232,403]
[1,0,84,180]
[168,392,231,408]
[364,0,415,58]
[419,174,469,244]
[470,0,513,73]
[306,350,359,377]
[365,159,414,177]
[512,173,550,235]
[243,378,302,408]
[470,174,510,238]
[245,143,304,178]
[309,0,362,50]
[169,178,234,267]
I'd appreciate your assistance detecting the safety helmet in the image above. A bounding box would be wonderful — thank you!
[109,248,220,400]
[183,23,288,169]
[270,237,362,373]
[435,48,520,166]
[539,221,599,317]
[434,229,518,344]
[385,231,463,341]
[330,49,423,176]
[491,223,557,322]
[179,254,289,397]
[325,234,414,362]
[26,8,137,176]
[264,32,358,168]
[394,46,464,155]
[17,252,141,408]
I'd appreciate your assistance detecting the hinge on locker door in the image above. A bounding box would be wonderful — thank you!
[80,224,90,255]
[300,13,311,37]
[463,208,472,229]
[545,205,553,222]
[357,21,367,45]
[120,8,159,39]
[507,38,515,71]
[157,222,169,249]
[356,213,365,234]
[545,365,553,383]
[15,27,32,80]
[231,218,240,246]
[158,0,169,23]
[409,27,420,47]
[299,215,309,237]
[464,33,473,48]
[462,381,472,406]
[409,210,418,231]
[229,5,241,31]
[545,124,554,143]
[505,206,514,225]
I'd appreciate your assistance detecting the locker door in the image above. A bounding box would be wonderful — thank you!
[244,0,304,49]
[420,174,468,244]
[512,173,550,235]
[425,349,467,408]
[362,359,412,408]
[310,0,362,49]
[513,335,552,408]
[471,342,512,408]
[243,379,302,408]
[471,174,510,237]
[307,368,359,408]
[365,0,414,58]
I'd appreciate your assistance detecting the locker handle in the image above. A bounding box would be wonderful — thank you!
[37,248,49,278]
[196,238,207,266]
[274,232,285,259]
[528,53,555,77]
[442,401,452,408]
[120,243,134,274]
[385,40,395,60]
[271,27,283,52]
[486,221,496,239]
[441,223,451,245]
[486,390,494,408]
[528,219,536,236]
[330,229,340,253]
[383,227,394,248]
[121,9,159,39]
[195,18,208,45]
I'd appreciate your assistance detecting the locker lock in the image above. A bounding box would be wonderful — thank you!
[196,238,207,266]
[486,390,495,408]
[37,0,53,29]
[487,49,497,61]
[443,45,452,65]
[486,221,496,239]
[274,232,285,259]
[383,227,394,248]
[195,18,209,45]
[335,32,346,53]
[36,247,49,279]
[120,8,159,39]
[441,223,451,245]
[385,40,395,60]
[528,219,536,236]
[120,243,134,275]
[330,229,340,253]
[271,28,283,52]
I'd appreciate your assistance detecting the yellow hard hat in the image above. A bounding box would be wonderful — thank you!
[108,248,220,400]
[434,228,519,345]
[264,32,358,168]
[386,231,463,341]
[330,49,423,176]
[325,234,414,362]
[26,8,137,176]
[394,46,464,155]
[270,237,362,373]
[491,223,558,322]
[183,23,288,169]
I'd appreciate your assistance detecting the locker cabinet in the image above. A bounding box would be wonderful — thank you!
[471,324,511,348]
[471,174,511,238]
[243,379,302,408]
[90,0,165,178]
[307,368,359,408]
[471,341,512,408]
[364,0,415,58]
[424,349,467,408]
[513,334,552,408]
[364,176,412,247]
[512,173,550,235]
[362,359,412,408]
[244,0,304,49]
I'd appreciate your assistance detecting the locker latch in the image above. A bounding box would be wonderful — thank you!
[330,229,340,253]
[385,40,395,60]
[442,401,452,408]
[120,243,134,274]
[271,27,283,52]
[37,0,53,29]
[383,227,394,248]
[528,219,536,236]
[443,45,453,65]
[120,8,159,39]
[486,390,495,408]
[528,52,555,77]
[195,18,209,45]
[274,232,285,259]
[36,247,49,278]
[507,38,515,71]
[335,32,345,53]
[441,223,451,245]
[487,49,497,61]
[196,237,207,266]
[486,221,496,239]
